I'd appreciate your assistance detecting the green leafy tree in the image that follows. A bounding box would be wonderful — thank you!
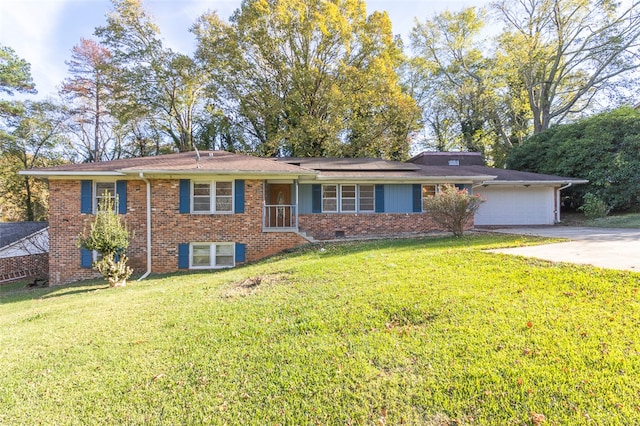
[408,0,639,164]
[579,193,610,219]
[423,184,485,237]
[193,0,419,159]
[95,0,210,153]
[410,8,494,153]
[0,100,67,221]
[508,106,640,210]
[0,44,36,118]
[77,192,133,287]
[494,0,640,134]
[0,47,66,221]
[409,7,532,165]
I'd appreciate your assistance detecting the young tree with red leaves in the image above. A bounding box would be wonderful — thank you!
[60,38,114,162]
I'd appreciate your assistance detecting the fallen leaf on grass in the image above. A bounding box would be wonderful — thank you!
[530,412,546,424]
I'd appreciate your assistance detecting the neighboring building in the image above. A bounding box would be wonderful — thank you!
[0,222,49,283]
[21,151,585,285]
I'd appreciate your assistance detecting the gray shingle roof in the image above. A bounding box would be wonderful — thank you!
[23,151,314,175]
[0,222,48,248]
[20,150,587,184]
[278,157,420,171]
[408,151,485,166]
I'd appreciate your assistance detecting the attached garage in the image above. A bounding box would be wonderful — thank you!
[407,152,588,227]
[474,185,556,226]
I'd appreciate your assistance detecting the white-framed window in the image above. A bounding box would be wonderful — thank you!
[359,185,375,212]
[322,184,376,213]
[190,243,235,269]
[322,184,338,212]
[422,184,438,212]
[192,181,233,213]
[341,185,357,212]
[94,182,116,212]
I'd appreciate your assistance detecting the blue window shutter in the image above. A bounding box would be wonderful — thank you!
[235,243,246,263]
[375,185,385,213]
[412,184,422,212]
[179,179,190,214]
[81,180,93,213]
[81,248,93,268]
[312,184,321,213]
[234,180,245,213]
[178,244,189,269]
[116,180,127,214]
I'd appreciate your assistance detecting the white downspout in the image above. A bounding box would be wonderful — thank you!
[138,172,152,280]
[555,182,573,223]
[295,180,299,230]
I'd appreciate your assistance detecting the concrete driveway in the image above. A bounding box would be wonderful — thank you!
[486,227,640,272]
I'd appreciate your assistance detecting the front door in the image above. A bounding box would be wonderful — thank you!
[268,184,292,227]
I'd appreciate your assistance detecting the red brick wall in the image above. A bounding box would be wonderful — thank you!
[299,213,441,240]
[0,253,48,283]
[48,179,308,285]
[48,177,472,285]
[147,179,307,274]
[49,180,99,285]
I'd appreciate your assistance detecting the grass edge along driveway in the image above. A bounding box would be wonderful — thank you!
[2,234,639,425]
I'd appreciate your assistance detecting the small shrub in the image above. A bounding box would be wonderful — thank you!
[423,184,485,237]
[579,192,610,219]
[94,253,133,288]
[77,191,133,287]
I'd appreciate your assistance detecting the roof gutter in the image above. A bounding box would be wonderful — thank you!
[18,171,125,177]
[122,169,318,177]
[137,172,152,281]
[302,175,496,183]
[558,182,573,191]
[476,179,588,187]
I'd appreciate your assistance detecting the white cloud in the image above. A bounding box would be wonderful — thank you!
[0,0,70,97]
[0,0,493,100]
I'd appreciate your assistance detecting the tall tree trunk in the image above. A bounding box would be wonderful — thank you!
[23,176,34,221]
[95,77,101,162]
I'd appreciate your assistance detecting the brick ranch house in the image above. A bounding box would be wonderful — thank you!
[21,151,585,285]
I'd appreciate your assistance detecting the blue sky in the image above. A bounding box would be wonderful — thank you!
[0,0,486,99]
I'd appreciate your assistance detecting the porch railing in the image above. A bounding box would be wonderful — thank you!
[263,204,298,230]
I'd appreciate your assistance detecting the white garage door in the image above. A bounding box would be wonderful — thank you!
[474,186,555,226]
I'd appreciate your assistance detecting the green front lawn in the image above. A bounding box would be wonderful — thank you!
[2,235,639,424]
[586,213,640,228]
[562,212,640,228]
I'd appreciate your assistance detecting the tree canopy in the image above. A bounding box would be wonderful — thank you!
[508,106,640,211]
[494,0,640,134]
[61,38,115,162]
[0,45,36,97]
[408,0,640,164]
[193,0,420,159]
[95,0,210,153]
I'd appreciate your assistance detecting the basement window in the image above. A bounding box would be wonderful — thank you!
[190,243,235,269]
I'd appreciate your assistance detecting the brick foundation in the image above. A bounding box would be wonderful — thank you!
[0,253,49,284]
[299,213,441,240]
